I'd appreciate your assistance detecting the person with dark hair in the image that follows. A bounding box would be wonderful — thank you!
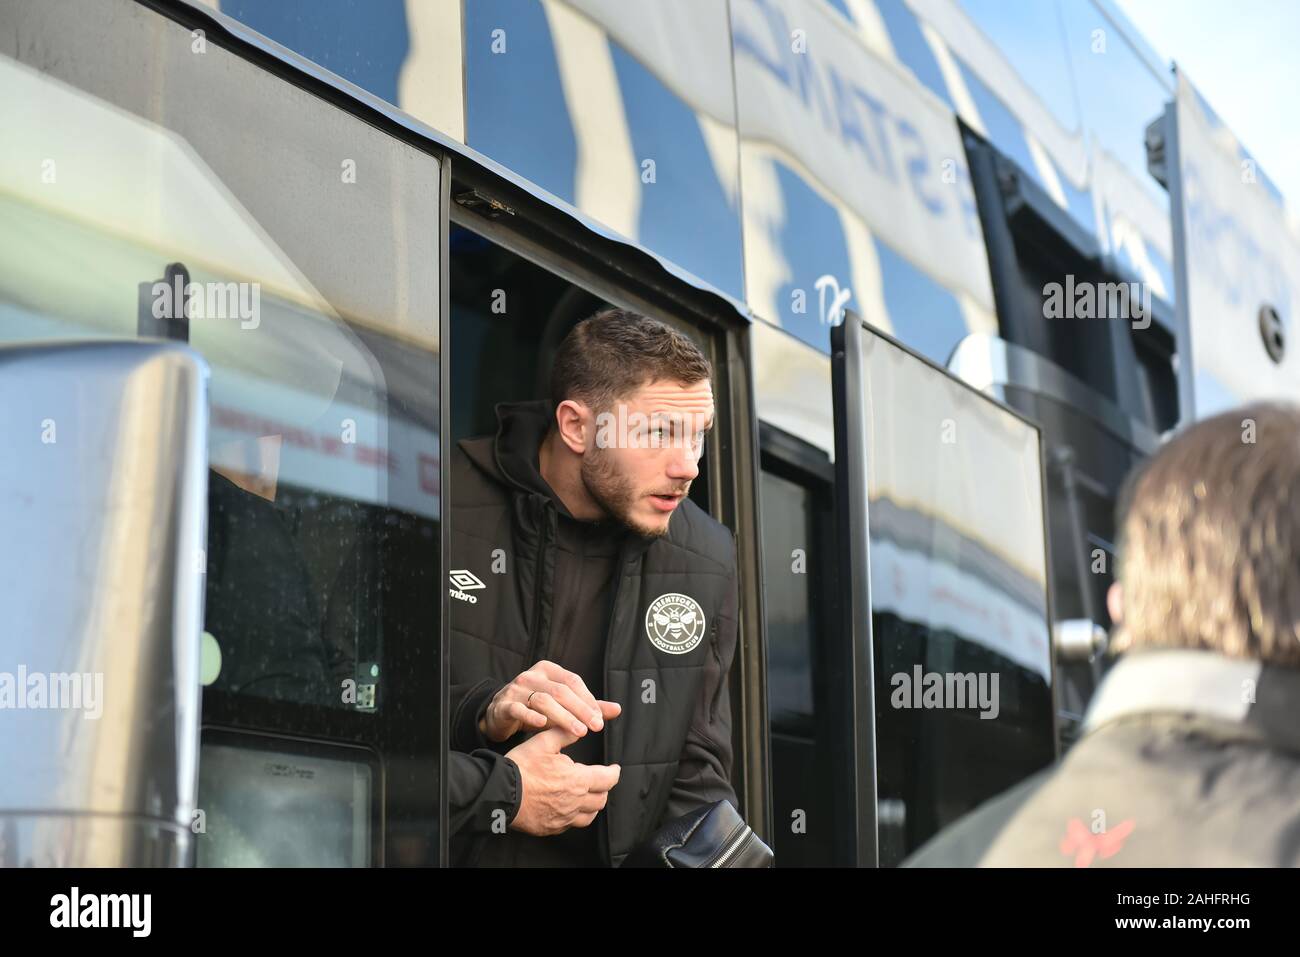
[906,402,1300,866]
[446,308,740,866]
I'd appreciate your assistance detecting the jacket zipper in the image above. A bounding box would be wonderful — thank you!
[709,822,754,868]
[526,505,551,664]
[600,539,630,865]
[474,499,548,870]
[708,622,725,723]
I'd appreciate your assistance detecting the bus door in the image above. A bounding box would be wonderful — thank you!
[831,311,1056,866]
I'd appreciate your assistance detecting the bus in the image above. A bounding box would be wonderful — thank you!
[1,0,1296,868]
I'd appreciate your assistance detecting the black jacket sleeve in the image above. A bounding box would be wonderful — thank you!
[450,677,507,753]
[448,749,523,836]
[662,550,741,824]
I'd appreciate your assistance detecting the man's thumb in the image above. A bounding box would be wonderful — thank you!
[529,724,580,752]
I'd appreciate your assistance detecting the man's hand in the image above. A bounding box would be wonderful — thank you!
[506,726,621,836]
[479,660,621,742]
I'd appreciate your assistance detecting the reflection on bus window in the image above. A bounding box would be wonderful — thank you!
[201,0,465,140]
[0,23,440,716]
[464,0,744,299]
[196,738,374,867]
[857,327,1055,864]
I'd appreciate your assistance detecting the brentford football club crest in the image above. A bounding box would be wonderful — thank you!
[645,593,706,655]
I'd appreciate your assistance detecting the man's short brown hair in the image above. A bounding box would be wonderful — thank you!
[549,308,712,413]
[1113,401,1300,666]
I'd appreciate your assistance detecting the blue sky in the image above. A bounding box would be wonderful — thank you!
[1115,0,1300,209]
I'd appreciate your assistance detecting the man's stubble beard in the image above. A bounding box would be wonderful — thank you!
[581,446,670,540]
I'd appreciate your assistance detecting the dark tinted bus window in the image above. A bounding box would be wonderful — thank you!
[857,328,1055,864]
[449,226,606,444]
[760,434,849,868]
[763,468,817,724]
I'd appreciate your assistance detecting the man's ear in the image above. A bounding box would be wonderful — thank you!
[1106,581,1123,627]
[554,399,591,455]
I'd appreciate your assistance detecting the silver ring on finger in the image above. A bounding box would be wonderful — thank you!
[527,690,538,708]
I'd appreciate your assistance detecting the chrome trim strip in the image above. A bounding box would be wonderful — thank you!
[947,333,1162,455]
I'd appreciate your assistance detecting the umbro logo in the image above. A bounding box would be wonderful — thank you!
[450,569,485,591]
[449,569,486,604]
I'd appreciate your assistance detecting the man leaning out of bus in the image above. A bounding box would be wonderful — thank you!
[907,402,1300,867]
[445,309,740,867]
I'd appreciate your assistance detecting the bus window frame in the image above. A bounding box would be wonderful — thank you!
[447,190,771,845]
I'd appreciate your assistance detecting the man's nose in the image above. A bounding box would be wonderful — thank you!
[665,442,699,481]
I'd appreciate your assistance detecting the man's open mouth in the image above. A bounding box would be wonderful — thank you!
[649,492,683,512]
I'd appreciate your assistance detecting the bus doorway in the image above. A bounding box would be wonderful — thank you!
[444,213,768,859]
